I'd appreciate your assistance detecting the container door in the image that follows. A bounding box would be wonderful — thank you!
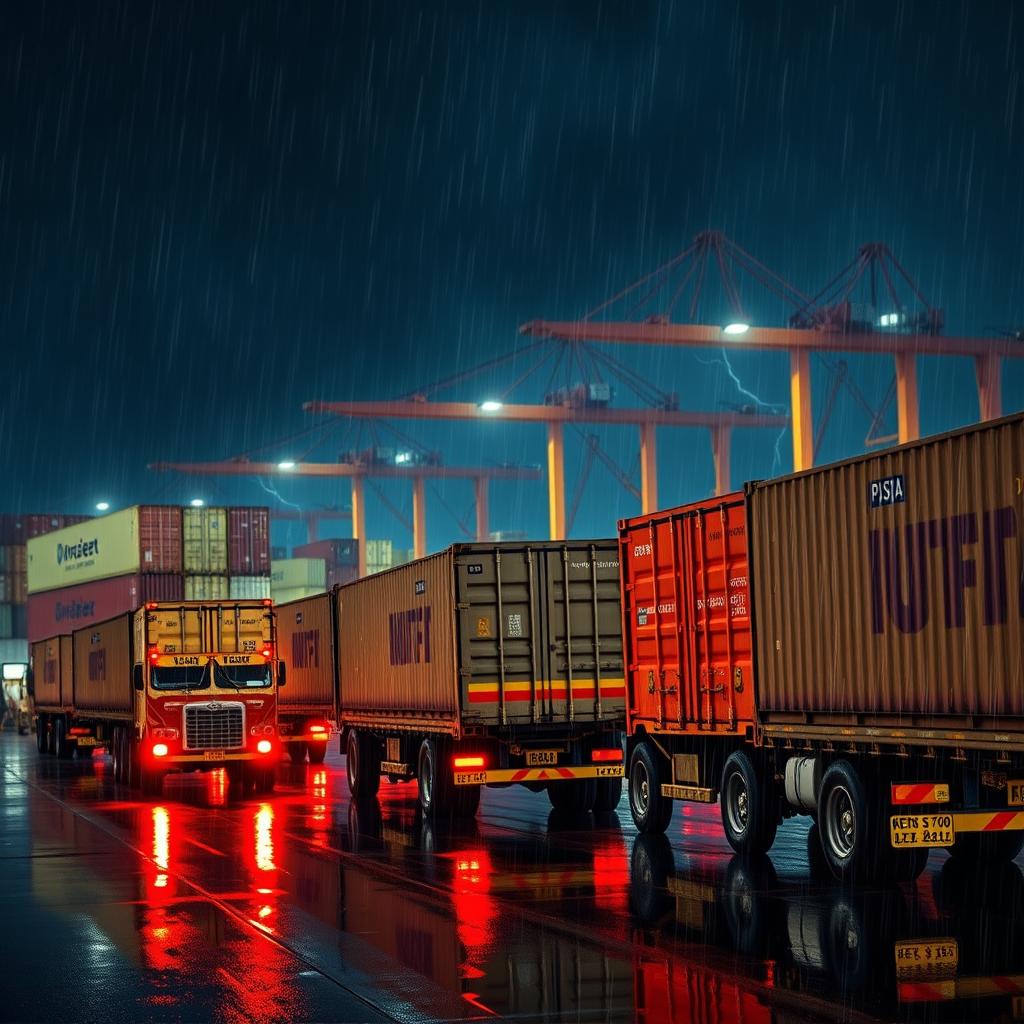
[457,549,541,725]
[541,543,624,724]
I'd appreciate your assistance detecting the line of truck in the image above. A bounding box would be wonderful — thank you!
[30,410,1024,882]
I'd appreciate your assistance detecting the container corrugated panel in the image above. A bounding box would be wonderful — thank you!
[455,541,624,726]
[276,592,336,712]
[184,575,229,600]
[32,635,72,709]
[27,573,184,644]
[0,604,12,639]
[228,507,271,575]
[229,575,271,600]
[12,572,27,604]
[293,539,359,567]
[271,558,326,590]
[750,411,1024,731]
[183,507,228,574]
[27,506,182,594]
[72,613,133,714]
[271,585,326,603]
[619,495,754,736]
[13,605,27,638]
[0,637,29,666]
[336,549,459,730]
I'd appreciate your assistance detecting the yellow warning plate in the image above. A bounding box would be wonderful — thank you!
[890,812,955,848]
[895,938,959,978]
[1008,780,1024,806]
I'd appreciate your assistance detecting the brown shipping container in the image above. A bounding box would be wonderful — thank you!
[72,613,133,714]
[750,411,1024,732]
[336,541,624,733]
[27,573,183,644]
[228,507,271,575]
[276,592,336,713]
[32,634,73,710]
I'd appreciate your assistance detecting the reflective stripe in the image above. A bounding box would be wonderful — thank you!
[892,783,949,805]
[454,764,624,784]
[954,810,1024,833]
[466,678,625,704]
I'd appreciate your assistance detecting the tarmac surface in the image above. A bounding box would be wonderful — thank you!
[3,732,1023,1023]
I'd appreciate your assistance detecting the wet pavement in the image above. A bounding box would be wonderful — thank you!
[3,734,1023,1023]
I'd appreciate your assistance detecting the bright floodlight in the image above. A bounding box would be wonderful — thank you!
[479,400,503,413]
[190,498,205,508]
[723,322,750,336]
[395,451,411,465]
[95,501,110,512]
[277,460,296,470]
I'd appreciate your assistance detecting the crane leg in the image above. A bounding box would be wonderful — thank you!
[790,350,814,472]
[895,352,921,444]
[474,476,489,542]
[640,422,658,513]
[712,426,732,495]
[412,475,426,559]
[547,421,566,540]
[975,354,1003,421]
[352,477,367,577]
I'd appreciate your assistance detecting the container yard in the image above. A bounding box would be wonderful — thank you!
[5,5,1024,1023]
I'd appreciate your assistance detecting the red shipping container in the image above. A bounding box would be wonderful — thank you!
[27,573,184,643]
[325,564,358,589]
[619,493,754,737]
[294,538,359,568]
[228,507,271,575]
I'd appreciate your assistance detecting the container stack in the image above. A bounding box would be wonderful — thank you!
[365,539,413,575]
[26,505,271,643]
[293,538,359,589]
[270,557,327,603]
[0,514,93,663]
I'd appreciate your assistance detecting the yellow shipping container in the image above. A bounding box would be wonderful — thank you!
[184,575,229,600]
[183,507,227,574]
[271,558,326,590]
[28,508,141,594]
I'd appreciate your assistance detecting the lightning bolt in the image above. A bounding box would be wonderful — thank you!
[256,476,303,512]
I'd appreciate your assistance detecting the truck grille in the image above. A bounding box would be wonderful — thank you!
[184,702,244,750]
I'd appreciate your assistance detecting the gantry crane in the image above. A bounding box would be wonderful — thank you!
[270,506,351,544]
[520,231,1021,472]
[149,458,541,576]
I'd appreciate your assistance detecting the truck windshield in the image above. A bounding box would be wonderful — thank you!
[214,663,272,689]
[150,665,210,691]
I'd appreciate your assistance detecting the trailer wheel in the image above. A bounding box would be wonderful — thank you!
[307,740,328,765]
[818,760,878,880]
[592,777,623,814]
[54,716,76,760]
[948,830,1024,865]
[287,741,308,765]
[720,750,779,856]
[547,779,598,814]
[346,730,380,799]
[36,714,48,755]
[417,737,477,819]
[628,740,674,834]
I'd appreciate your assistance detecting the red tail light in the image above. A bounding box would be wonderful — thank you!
[454,755,485,769]
[591,748,623,763]
[309,724,327,734]
[148,647,160,664]
[262,598,273,606]
[261,646,273,659]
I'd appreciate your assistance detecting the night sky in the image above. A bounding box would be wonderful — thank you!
[3,1,1023,550]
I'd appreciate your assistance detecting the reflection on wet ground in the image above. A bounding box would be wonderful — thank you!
[2,734,1023,1022]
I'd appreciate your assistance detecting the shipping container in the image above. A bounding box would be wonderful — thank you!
[31,635,73,710]
[0,638,29,665]
[621,412,1024,883]
[228,507,271,575]
[72,613,134,714]
[336,541,625,816]
[0,572,26,604]
[228,575,271,600]
[27,573,184,643]
[27,506,182,594]
[0,604,12,639]
[271,585,325,604]
[271,546,288,560]
[0,513,93,545]
[325,564,358,589]
[365,539,392,566]
[293,538,359,567]
[13,604,27,638]
[275,591,336,759]
[271,558,326,590]
[183,506,228,574]
[183,575,229,600]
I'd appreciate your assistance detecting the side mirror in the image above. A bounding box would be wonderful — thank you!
[133,665,145,692]
[277,662,286,688]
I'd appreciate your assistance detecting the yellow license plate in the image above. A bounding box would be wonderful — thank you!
[203,750,226,761]
[895,938,959,978]
[527,750,558,766]
[890,812,955,848]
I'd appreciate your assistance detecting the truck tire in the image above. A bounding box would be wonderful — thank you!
[628,740,674,834]
[948,830,1024,865]
[592,777,623,814]
[817,760,874,880]
[417,737,477,819]
[288,741,308,765]
[54,717,76,760]
[36,714,48,755]
[307,739,328,765]
[629,833,674,925]
[720,750,780,856]
[547,779,598,814]
[346,730,380,799]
